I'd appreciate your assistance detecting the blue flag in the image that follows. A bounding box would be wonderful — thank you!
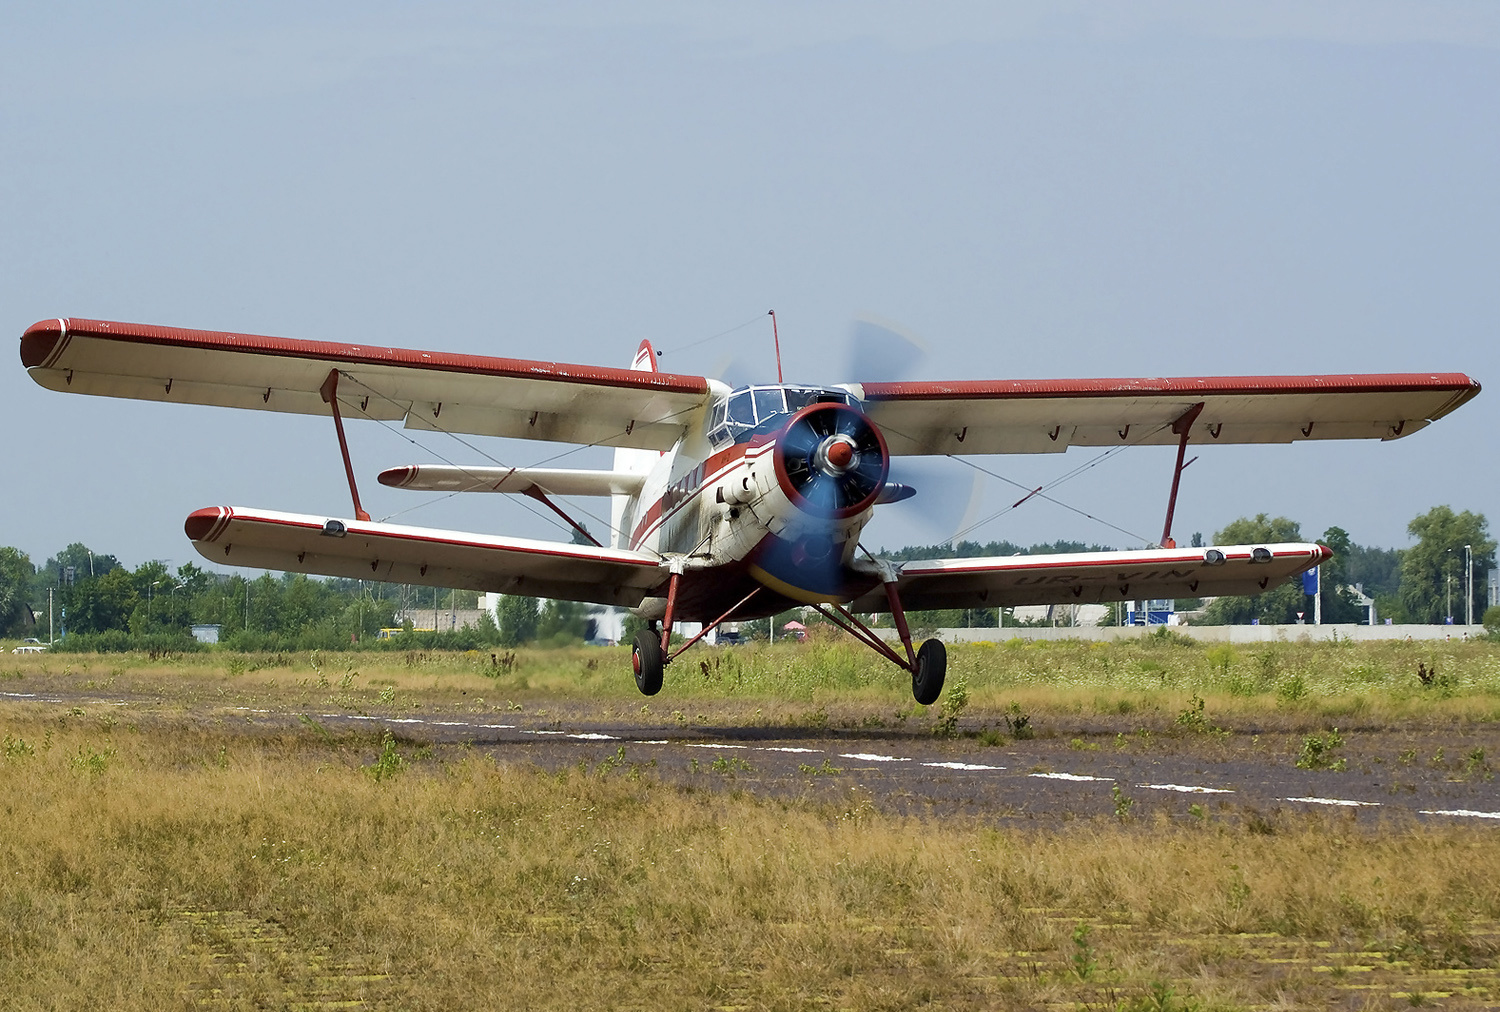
[1302,568,1319,595]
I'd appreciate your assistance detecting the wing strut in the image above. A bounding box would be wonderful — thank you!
[319,370,370,522]
[1159,402,1203,548]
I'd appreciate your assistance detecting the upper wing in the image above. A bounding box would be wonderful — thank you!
[849,543,1330,612]
[853,374,1480,455]
[22,318,713,451]
[185,506,666,606]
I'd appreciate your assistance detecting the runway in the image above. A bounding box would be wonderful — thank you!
[7,687,1498,825]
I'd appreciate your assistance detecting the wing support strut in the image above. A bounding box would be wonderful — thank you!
[521,488,604,548]
[1160,402,1204,548]
[319,370,370,522]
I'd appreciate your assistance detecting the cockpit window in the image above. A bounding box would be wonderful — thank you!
[753,387,785,421]
[707,385,857,447]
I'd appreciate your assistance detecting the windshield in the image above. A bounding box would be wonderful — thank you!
[707,385,855,447]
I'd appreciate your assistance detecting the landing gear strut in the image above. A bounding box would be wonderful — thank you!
[807,568,947,705]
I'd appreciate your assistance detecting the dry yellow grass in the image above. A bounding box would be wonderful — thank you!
[2,711,1499,1010]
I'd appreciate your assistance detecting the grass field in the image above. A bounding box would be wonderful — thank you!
[3,637,1499,1009]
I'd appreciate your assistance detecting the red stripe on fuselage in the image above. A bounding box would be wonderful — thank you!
[628,440,769,550]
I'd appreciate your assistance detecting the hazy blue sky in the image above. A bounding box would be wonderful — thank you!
[4,2,1497,570]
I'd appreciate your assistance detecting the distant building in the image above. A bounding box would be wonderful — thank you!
[191,624,221,644]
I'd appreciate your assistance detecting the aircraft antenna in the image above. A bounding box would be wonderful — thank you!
[768,309,784,383]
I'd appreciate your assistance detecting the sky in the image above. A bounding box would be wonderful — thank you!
[3,1,1498,573]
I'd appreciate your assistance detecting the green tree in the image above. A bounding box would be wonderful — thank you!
[1399,506,1495,624]
[65,568,137,634]
[1315,526,1365,624]
[0,547,36,635]
[537,599,589,644]
[496,595,539,647]
[1199,514,1306,625]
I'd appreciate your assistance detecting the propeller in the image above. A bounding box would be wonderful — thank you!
[773,403,889,518]
[846,313,928,383]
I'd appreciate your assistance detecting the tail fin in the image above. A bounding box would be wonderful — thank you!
[610,340,663,547]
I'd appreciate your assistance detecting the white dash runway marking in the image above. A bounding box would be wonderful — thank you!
[682,743,750,749]
[1284,797,1379,807]
[1138,784,1234,794]
[1030,772,1114,782]
[759,747,822,753]
[478,724,515,729]
[1421,809,1500,819]
[840,753,912,763]
[568,733,619,740]
[925,762,1004,771]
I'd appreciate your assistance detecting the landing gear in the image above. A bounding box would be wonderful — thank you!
[632,629,663,696]
[912,639,946,705]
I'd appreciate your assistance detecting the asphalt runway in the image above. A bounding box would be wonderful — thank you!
[8,686,1499,826]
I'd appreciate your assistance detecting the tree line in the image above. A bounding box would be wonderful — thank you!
[0,503,1491,647]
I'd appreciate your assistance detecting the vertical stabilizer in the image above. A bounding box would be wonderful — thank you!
[611,340,664,547]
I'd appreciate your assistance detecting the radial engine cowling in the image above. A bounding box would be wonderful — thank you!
[772,403,890,519]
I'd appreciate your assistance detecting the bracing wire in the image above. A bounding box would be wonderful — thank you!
[875,418,1171,547]
[334,371,708,560]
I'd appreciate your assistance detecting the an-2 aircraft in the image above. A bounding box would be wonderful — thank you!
[20,317,1481,703]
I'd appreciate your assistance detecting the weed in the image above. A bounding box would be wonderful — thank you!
[1296,729,1346,771]
[1069,922,1098,981]
[1429,747,1446,769]
[368,731,406,781]
[798,758,844,776]
[1277,674,1308,704]
[1398,748,1417,766]
[1111,784,1135,821]
[3,735,35,759]
[1068,737,1100,751]
[709,756,752,776]
[1463,747,1491,779]
[296,714,336,744]
[1188,803,1206,822]
[1005,701,1034,740]
[976,727,1006,747]
[596,746,627,775]
[931,676,969,738]
[1173,694,1227,737]
[69,744,114,777]
[377,685,396,705]
[214,745,229,769]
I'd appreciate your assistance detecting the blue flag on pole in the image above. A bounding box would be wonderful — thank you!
[1302,568,1319,595]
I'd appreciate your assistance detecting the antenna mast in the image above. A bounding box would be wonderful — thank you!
[768,309,784,383]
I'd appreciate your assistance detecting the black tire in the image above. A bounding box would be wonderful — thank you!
[632,629,664,696]
[912,638,946,705]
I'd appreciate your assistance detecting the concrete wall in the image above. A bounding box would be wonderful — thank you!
[884,624,1488,644]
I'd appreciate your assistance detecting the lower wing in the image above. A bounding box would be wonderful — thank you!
[185,507,666,607]
[850,543,1330,612]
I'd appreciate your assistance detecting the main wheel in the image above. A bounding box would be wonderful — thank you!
[911,638,946,705]
[632,629,664,696]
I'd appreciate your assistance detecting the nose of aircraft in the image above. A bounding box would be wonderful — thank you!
[818,434,857,473]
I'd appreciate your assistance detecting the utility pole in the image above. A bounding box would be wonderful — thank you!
[48,589,53,645]
[1314,564,1322,626]
[1466,544,1474,627]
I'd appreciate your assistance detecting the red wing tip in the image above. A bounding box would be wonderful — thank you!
[20,318,66,368]
[185,506,232,542]
[378,466,417,488]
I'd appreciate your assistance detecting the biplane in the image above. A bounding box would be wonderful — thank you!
[20,316,1480,702]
